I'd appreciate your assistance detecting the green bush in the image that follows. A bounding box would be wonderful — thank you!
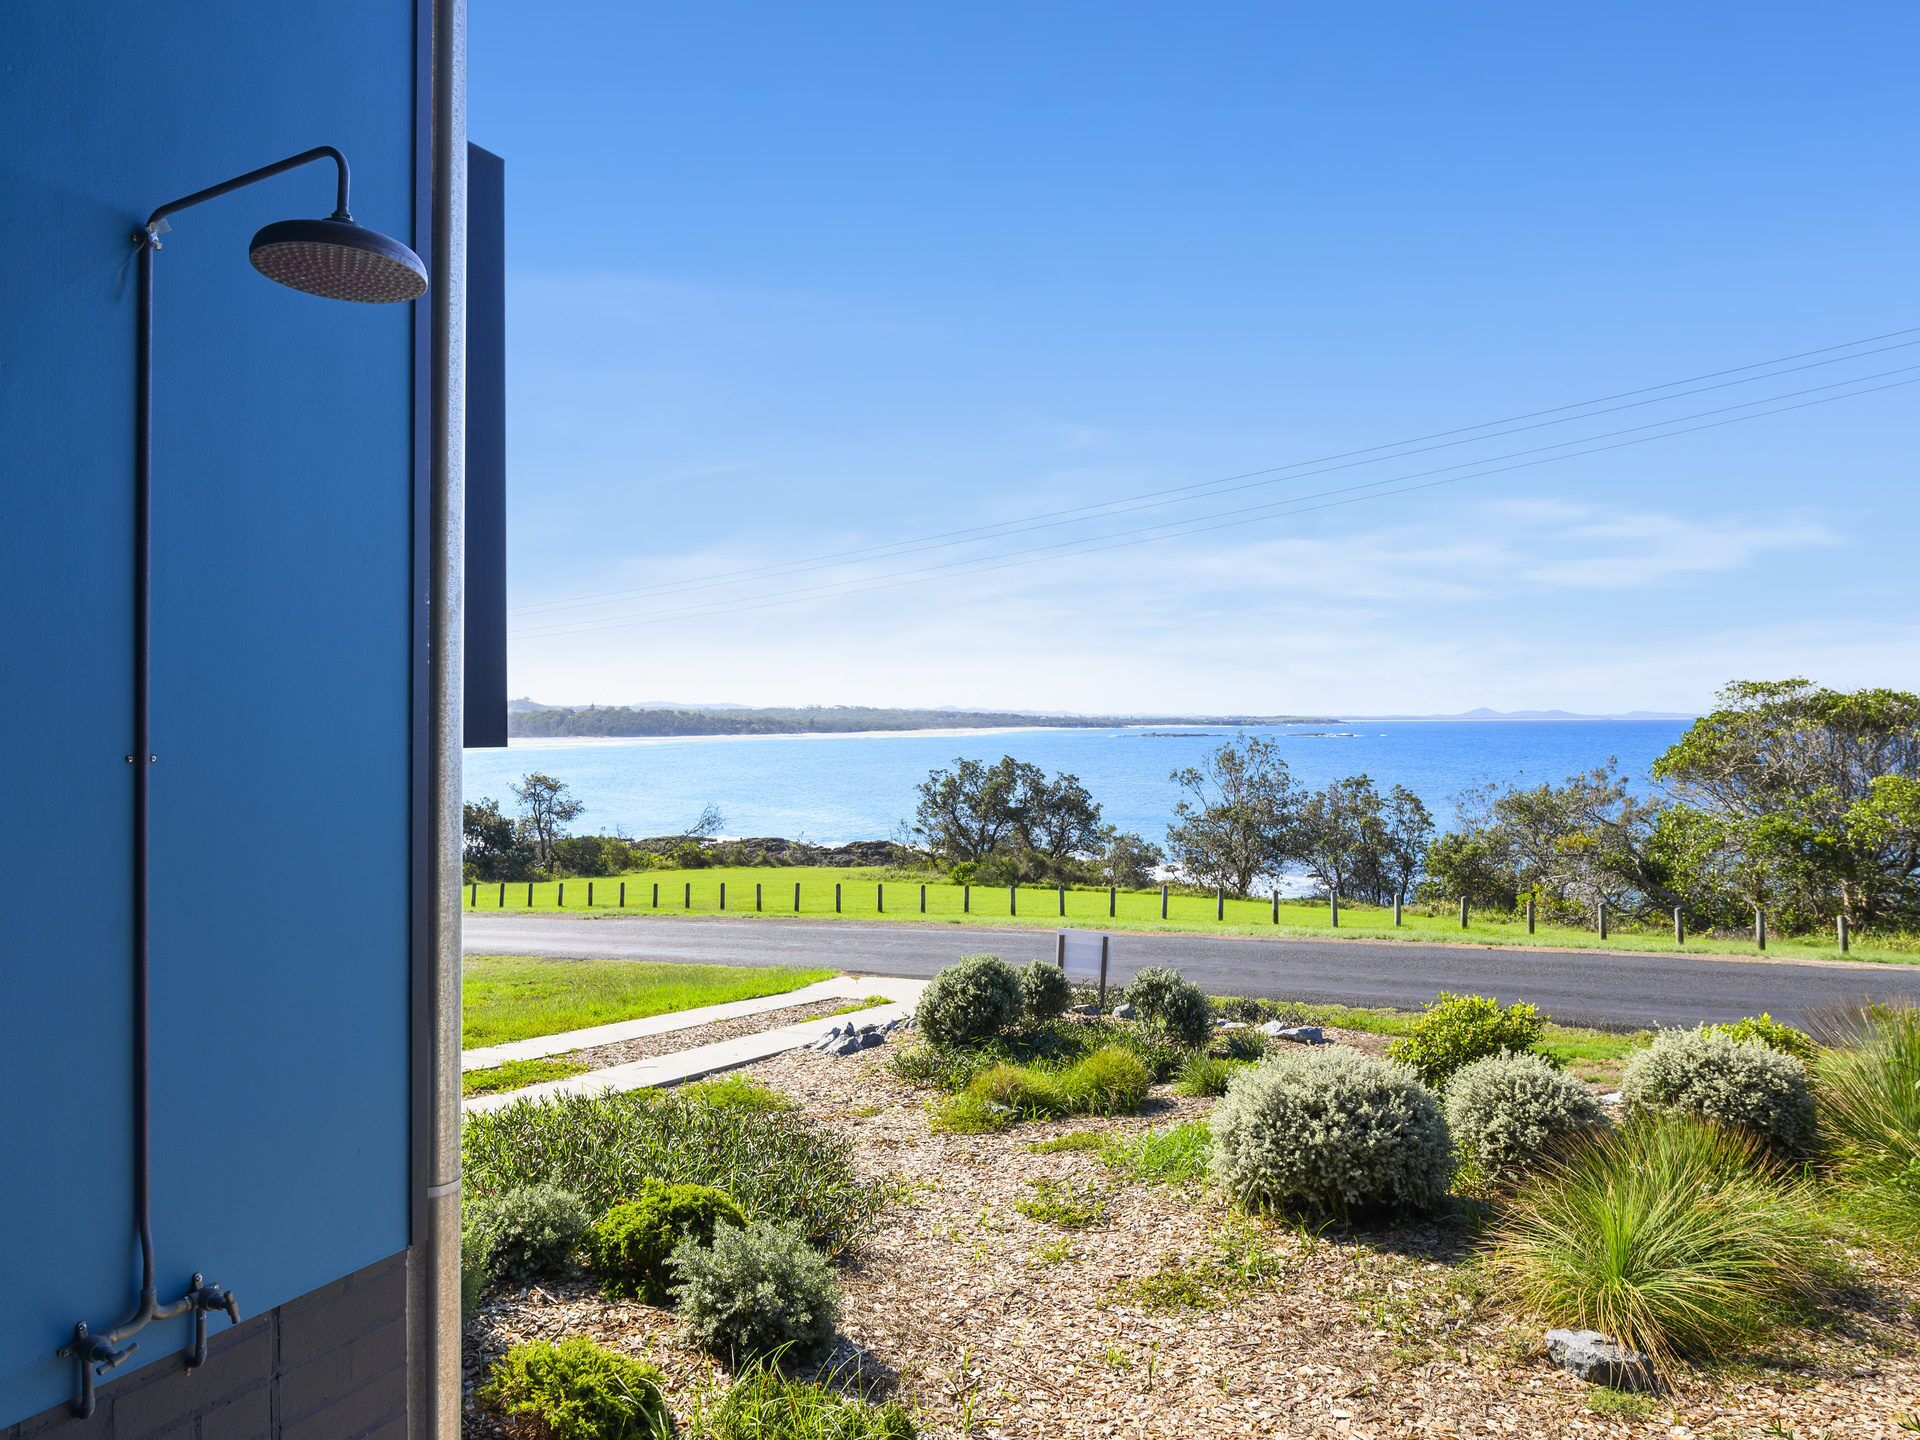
[1215,1029,1268,1062]
[589,1179,747,1302]
[1493,1115,1828,1363]
[671,1219,841,1365]
[694,1359,915,1439]
[1124,965,1213,1048]
[1386,992,1544,1087]
[463,1182,590,1288]
[1818,1005,1920,1244]
[478,1336,672,1440]
[1209,1048,1453,1218]
[1020,958,1072,1025]
[460,1236,490,1322]
[462,1089,885,1255]
[1443,1052,1607,1187]
[915,954,1024,1047]
[1711,1012,1817,1063]
[953,1044,1151,1121]
[1622,1027,1816,1156]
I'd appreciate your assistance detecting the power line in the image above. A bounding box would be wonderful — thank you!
[511,369,1919,638]
[510,326,1920,615]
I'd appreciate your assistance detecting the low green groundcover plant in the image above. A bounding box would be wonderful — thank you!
[1443,1052,1607,1187]
[1493,1114,1829,1364]
[1818,1005,1920,1245]
[1210,1047,1453,1218]
[935,1044,1152,1130]
[692,1359,915,1440]
[590,1180,747,1302]
[478,1336,672,1440]
[463,1182,591,1289]
[1386,992,1544,1087]
[672,1219,842,1366]
[1622,1027,1817,1156]
[915,954,1025,1046]
[462,1089,886,1255]
[678,1073,795,1113]
[1099,1121,1212,1186]
[892,1016,1182,1094]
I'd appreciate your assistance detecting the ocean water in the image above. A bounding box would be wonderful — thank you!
[462,719,1690,846]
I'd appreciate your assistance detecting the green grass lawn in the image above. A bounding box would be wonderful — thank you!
[462,864,1920,966]
[462,955,835,1050]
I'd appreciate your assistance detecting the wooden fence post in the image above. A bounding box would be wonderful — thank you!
[468,882,475,907]
[835,882,842,914]
[1330,893,1339,928]
[558,882,565,907]
[1108,885,1116,918]
[587,881,594,907]
[963,884,970,914]
[1392,894,1402,927]
[877,883,884,913]
[1673,906,1684,945]
[1215,888,1224,921]
[683,882,690,909]
[1459,896,1468,929]
[619,881,626,908]
[1526,895,1535,934]
[1597,901,1608,940]
[1838,913,1850,953]
[498,882,505,909]
[1058,883,1065,917]
[1271,889,1279,924]
[919,883,926,913]
[1009,885,1017,916]
[793,881,800,912]
[1755,906,1767,950]
[755,882,762,911]
[1160,883,1168,920]
[719,882,726,911]
[651,882,659,909]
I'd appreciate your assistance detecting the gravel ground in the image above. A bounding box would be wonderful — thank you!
[464,1041,1920,1439]
[550,998,883,1073]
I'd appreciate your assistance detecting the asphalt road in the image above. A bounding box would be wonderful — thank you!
[462,913,1920,1031]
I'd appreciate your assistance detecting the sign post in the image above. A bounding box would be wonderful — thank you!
[1058,930,1112,1010]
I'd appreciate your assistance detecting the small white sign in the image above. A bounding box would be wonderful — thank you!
[1058,930,1110,984]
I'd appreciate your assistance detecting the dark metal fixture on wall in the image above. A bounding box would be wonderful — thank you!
[59,146,426,1422]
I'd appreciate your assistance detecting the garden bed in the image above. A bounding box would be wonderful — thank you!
[463,1038,1920,1438]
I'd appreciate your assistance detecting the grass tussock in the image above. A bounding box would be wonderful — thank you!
[461,1056,588,1097]
[1173,1053,1245,1097]
[461,1088,886,1255]
[687,1357,914,1439]
[930,1044,1152,1131]
[1098,1121,1212,1186]
[1817,1005,1920,1247]
[1493,1115,1832,1364]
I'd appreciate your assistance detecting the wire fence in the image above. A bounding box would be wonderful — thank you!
[461,875,1862,954]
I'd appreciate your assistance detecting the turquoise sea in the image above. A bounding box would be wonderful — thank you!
[462,719,1690,846]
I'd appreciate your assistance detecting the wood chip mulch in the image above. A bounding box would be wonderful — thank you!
[464,1041,1920,1439]
[552,998,880,1073]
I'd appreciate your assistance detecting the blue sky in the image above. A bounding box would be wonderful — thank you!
[472,2,1917,715]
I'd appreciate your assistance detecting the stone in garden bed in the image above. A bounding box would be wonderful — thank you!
[1545,1328,1656,1391]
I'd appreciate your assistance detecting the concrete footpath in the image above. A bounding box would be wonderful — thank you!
[462,974,925,1114]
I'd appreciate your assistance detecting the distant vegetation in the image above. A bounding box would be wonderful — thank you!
[507,701,1329,738]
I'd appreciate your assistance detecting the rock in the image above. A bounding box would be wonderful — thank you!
[857,1022,879,1035]
[1545,1329,1656,1391]
[858,1030,884,1049]
[1111,1002,1136,1020]
[1071,1003,1101,1017]
[1274,1026,1328,1045]
[1256,1020,1286,1037]
[828,1037,864,1057]
[1598,1091,1624,1106]
[1215,1020,1246,1031]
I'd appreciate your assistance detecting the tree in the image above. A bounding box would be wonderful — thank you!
[1094,826,1165,888]
[1163,736,1296,896]
[1293,775,1383,902]
[462,798,540,882]
[683,804,726,840]
[511,771,585,873]
[1017,772,1103,866]
[1377,784,1434,905]
[1651,678,1920,927]
[908,757,1105,880]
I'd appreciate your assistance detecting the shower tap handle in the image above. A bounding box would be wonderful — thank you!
[91,1339,137,1374]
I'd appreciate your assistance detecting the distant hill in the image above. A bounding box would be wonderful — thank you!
[1347,707,1696,722]
[506,703,1337,739]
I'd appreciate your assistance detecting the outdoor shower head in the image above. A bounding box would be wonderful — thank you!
[247,217,427,303]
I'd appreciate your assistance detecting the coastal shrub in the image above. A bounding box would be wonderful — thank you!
[1493,1115,1828,1363]
[1209,1048,1453,1218]
[915,954,1024,1047]
[1216,1029,1268,1062]
[1818,1005,1920,1244]
[1387,992,1544,1087]
[478,1336,671,1440]
[589,1180,747,1302]
[1711,1012,1818,1063]
[694,1359,915,1440]
[671,1219,841,1365]
[1125,965,1213,1048]
[463,1182,590,1288]
[1174,1053,1243,1097]
[1444,1052,1607,1187]
[461,1089,885,1255]
[1622,1027,1816,1156]
[1020,958,1072,1024]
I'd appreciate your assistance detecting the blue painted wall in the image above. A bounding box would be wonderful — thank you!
[0,5,418,1423]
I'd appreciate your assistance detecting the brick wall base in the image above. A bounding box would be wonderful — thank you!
[7,1251,409,1440]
